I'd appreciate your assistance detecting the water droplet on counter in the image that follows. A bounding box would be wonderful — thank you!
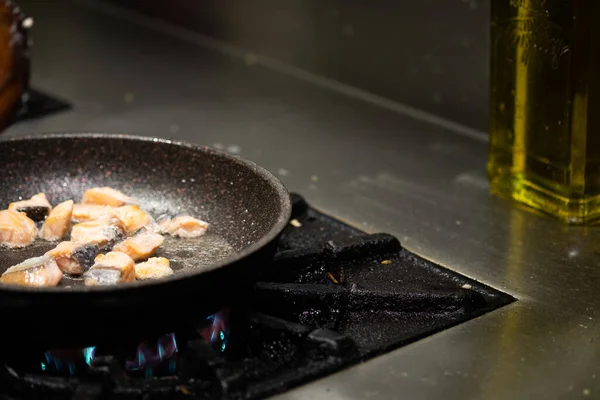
[244,53,259,66]
[123,92,134,103]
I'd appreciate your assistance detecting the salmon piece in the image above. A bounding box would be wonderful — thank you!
[40,200,74,241]
[8,193,52,222]
[45,241,99,275]
[134,257,173,280]
[113,228,164,261]
[72,204,117,223]
[0,256,62,287]
[115,205,153,234]
[83,251,135,286]
[0,210,37,248]
[82,187,137,207]
[159,216,208,238]
[70,218,124,250]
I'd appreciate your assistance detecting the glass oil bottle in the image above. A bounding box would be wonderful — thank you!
[488,0,600,223]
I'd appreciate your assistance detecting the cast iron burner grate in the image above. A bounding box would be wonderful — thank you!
[14,89,70,124]
[0,194,515,400]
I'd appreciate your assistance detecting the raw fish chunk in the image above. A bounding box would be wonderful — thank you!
[0,209,37,248]
[0,256,62,287]
[70,218,124,250]
[40,200,74,241]
[113,228,164,261]
[72,204,117,223]
[159,215,208,238]
[82,187,137,207]
[115,205,153,234]
[83,252,135,286]
[135,257,173,280]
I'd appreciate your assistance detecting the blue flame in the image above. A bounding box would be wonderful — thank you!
[137,348,146,367]
[204,312,228,352]
[41,346,96,375]
[83,346,96,366]
[125,333,178,372]
[168,360,177,375]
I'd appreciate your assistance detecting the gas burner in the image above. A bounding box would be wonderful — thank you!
[0,194,515,399]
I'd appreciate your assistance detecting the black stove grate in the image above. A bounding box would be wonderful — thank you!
[0,194,515,400]
[14,89,70,124]
[0,88,70,133]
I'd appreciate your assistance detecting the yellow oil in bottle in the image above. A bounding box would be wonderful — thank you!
[489,0,600,224]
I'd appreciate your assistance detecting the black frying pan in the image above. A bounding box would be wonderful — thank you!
[0,133,291,347]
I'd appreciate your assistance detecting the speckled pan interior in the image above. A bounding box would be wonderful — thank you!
[0,134,291,292]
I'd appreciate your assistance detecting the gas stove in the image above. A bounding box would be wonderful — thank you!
[0,194,514,400]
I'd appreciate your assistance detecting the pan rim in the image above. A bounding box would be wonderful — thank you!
[0,132,292,294]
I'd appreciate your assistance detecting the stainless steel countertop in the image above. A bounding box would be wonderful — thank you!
[9,1,600,399]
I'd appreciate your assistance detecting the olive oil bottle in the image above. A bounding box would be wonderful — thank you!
[489,0,600,223]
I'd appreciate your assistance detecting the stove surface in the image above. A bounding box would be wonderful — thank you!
[5,0,600,399]
[0,195,512,399]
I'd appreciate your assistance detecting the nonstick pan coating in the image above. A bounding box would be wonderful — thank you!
[0,134,291,347]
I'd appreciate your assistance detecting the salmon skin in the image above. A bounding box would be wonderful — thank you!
[45,241,99,275]
[8,193,52,222]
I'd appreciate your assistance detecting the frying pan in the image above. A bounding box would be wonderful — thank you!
[0,133,291,348]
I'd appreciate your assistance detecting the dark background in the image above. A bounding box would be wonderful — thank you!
[105,0,490,132]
